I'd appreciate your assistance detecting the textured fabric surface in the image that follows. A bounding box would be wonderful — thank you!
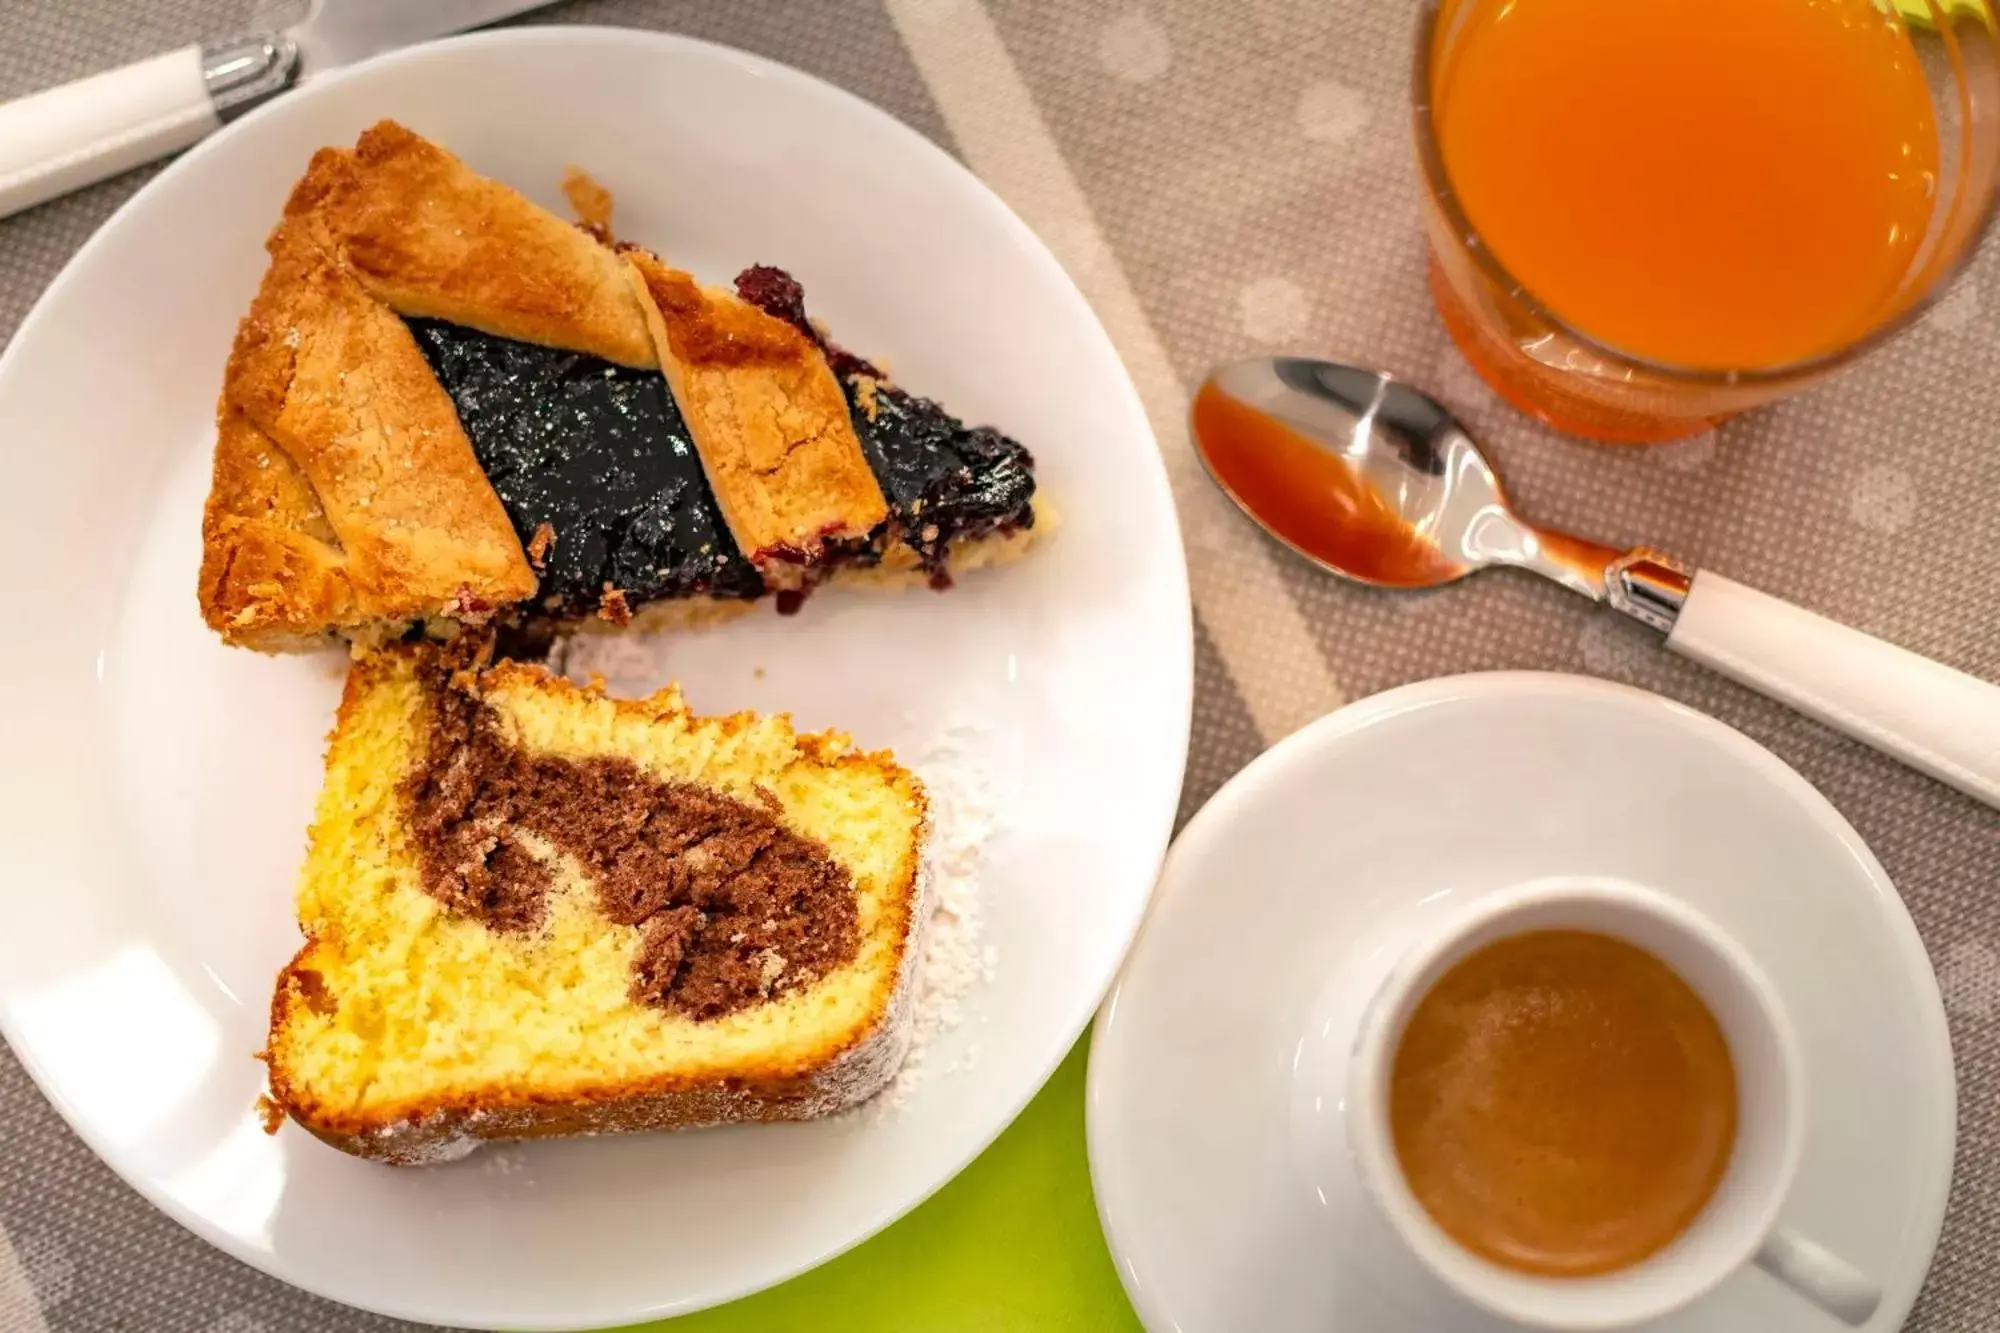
[2,0,1997,1329]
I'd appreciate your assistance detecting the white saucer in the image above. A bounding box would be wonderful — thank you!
[1087,673,1954,1333]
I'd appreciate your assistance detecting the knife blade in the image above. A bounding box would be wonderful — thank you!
[0,0,561,222]
[291,0,561,78]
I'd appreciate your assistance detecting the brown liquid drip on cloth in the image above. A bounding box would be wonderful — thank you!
[402,655,859,1021]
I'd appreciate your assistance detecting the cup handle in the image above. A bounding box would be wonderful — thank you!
[1755,1227,1882,1326]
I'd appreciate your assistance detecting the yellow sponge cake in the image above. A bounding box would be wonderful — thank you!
[264,639,927,1164]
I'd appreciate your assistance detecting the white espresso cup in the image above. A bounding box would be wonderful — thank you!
[1344,876,1881,1329]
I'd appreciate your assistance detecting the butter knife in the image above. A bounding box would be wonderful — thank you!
[0,0,560,220]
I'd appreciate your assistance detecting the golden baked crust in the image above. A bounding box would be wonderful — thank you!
[267,1049,916,1165]
[198,404,357,651]
[198,192,536,648]
[626,250,888,581]
[264,646,927,1164]
[310,122,656,367]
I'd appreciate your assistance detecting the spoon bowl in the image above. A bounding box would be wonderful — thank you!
[1197,359,1484,586]
[1192,359,1618,600]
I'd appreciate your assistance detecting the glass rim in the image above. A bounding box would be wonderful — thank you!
[1410,0,2000,389]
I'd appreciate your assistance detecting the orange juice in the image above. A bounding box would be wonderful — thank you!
[1433,0,1940,371]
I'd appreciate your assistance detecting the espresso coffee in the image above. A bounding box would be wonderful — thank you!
[1388,929,1737,1277]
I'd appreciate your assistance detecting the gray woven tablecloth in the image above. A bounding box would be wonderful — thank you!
[3,2,1997,1329]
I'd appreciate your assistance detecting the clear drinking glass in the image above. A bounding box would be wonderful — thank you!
[1415,0,2000,443]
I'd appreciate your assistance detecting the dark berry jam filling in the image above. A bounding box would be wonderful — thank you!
[850,386,1038,581]
[734,265,1038,579]
[406,268,1038,626]
[406,319,764,616]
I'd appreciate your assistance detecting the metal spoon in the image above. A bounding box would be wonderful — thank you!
[1192,357,2000,809]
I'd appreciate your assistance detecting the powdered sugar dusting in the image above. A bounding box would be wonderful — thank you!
[362,1111,486,1165]
[865,717,1001,1116]
[552,630,667,690]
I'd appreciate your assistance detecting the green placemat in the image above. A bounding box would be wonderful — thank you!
[633,1034,1140,1333]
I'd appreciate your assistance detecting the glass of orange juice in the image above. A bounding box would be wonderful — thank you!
[1416,0,2000,443]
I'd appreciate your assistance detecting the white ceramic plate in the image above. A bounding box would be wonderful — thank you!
[0,28,1191,1330]
[1088,674,1953,1333]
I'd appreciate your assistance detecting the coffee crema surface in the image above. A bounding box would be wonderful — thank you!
[1388,929,1738,1276]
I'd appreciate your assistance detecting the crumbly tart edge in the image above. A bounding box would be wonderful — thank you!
[571,500,1050,637]
[262,651,931,1165]
[198,162,540,652]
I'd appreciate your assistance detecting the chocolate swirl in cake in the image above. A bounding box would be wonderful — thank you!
[401,654,859,1021]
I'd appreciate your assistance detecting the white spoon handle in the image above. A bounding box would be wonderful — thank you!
[1666,572,2000,809]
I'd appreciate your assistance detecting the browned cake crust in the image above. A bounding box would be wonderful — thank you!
[265,982,918,1166]
[626,250,889,581]
[198,191,536,649]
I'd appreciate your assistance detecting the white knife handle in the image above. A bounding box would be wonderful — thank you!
[0,46,217,220]
[1666,571,2000,809]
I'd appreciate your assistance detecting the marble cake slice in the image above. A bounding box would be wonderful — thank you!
[263,639,927,1163]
